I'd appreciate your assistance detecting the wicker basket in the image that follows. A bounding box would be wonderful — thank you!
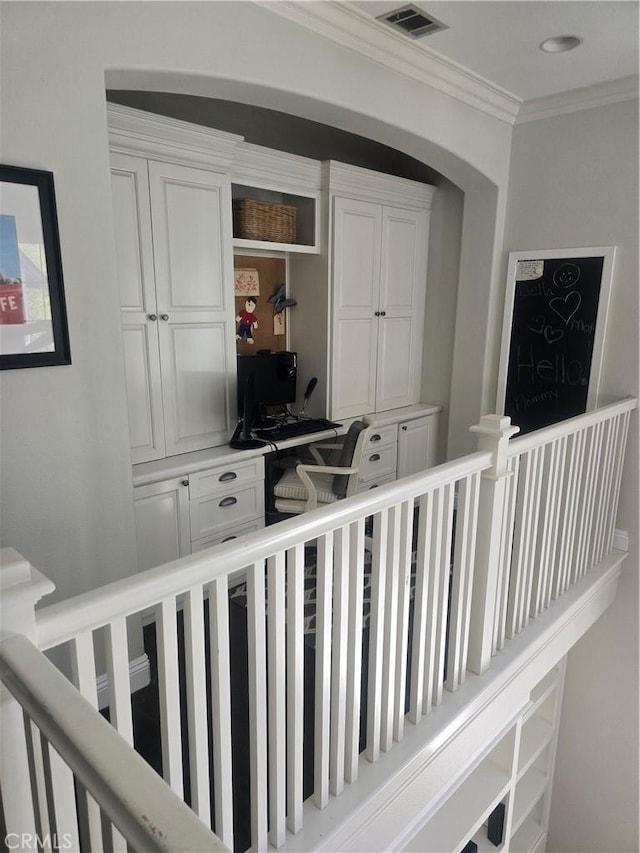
[233,198,297,244]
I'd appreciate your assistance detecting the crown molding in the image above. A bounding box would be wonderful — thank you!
[257,0,521,125]
[516,75,639,124]
[258,2,638,128]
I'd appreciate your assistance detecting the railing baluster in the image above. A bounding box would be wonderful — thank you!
[393,500,413,742]
[156,597,184,797]
[542,436,567,610]
[105,616,133,852]
[345,519,365,783]
[314,532,334,806]
[27,722,53,849]
[47,745,79,850]
[431,484,454,708]
[554,431,581,597]
[409,493,432,724]
[423,487,447,713]
[592,417,617,564]
[184,585,211,825]
[567,430,588,586]
[605,410,631,552]
[573,423,602,579]
[366,511,388,761]
[532,439,562,616]
[381,503,401,752]
[267,552,287,846]
[207,575,234,850]
[247,560,268,850]
[446,473,480,691]
[494,456,519,651]
[330,527,349,796]
[287,543,305,829]
[70,633,103,852]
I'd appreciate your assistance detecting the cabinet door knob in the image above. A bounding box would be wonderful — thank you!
[402,425,408,431]
[148,314,157,321]
[160,313,169,321]
[181,479,189,487]
[374,311,380,317]
[219,496,238,508]
[380,311,386,317]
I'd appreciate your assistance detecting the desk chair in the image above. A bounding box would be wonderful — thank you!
[273,420,370,515]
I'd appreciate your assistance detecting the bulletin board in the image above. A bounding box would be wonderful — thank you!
[496,247,615,435]
[234,255,287,355]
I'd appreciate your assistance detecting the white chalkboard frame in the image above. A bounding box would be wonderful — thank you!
[496,246,616,418]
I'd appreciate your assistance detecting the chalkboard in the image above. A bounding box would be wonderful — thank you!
[497,248,615,436]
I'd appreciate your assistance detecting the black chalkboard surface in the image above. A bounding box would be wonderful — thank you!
[498,249,614,436]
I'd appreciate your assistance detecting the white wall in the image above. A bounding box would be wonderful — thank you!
[0,1,511,601]
[505,99,639,853]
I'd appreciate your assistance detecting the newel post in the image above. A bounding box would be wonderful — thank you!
[467,415,519,675]
[0,548,56,839]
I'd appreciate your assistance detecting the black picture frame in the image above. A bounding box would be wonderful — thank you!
[0,165,71,369]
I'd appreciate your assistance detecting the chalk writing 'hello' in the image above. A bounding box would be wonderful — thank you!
[517,346,588,386]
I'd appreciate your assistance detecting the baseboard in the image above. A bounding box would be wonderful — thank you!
[96,653,151,710]
[613,528,629,552]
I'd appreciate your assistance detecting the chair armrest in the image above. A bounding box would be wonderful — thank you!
[296,463,358,510]
[308,442,343,465]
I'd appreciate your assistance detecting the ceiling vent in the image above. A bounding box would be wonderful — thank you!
[377,5,448,39]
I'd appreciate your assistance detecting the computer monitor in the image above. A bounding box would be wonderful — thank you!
[237,352,297,424]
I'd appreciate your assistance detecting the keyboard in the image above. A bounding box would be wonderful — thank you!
[255,418,342,441]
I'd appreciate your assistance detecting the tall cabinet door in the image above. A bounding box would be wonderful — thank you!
[110,153,166,464]
[148,161,236,456]
[376,206,429,411]
[331,197,381,419]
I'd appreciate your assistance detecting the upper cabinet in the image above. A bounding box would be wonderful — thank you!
[108,106,240,463]
[327,163,434,420]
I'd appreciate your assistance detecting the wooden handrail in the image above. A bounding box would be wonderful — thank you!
[0,633,228,853]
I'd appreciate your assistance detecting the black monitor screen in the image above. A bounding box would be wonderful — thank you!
[237,352,297,417]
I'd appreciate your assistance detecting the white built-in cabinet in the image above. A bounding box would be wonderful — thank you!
[109,106,239,464]
[327,163,433,421]
[332,198,429,418]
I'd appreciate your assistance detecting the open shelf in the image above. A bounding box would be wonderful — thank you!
[512,765,547,837]
[231,184,319,253]
[510,812,545,853]
[518,716,554,778]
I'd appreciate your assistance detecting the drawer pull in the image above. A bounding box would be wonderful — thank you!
[218,471,237,482]
[369,453,381,462]
[370,434,382,442]
[219,496,238,508]
[222,535,238,542]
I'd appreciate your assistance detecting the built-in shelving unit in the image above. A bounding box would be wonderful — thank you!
[404,660,566,853]
[231,184,318,253]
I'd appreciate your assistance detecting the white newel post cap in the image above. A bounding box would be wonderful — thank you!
[0,547,55,642]
[470,415,520,477]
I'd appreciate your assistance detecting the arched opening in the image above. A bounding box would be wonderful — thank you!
[105,73,504,457]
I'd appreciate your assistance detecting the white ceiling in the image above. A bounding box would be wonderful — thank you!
[347,1,639,102]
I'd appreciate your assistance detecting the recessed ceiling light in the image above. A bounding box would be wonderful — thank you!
[539,35,583,53]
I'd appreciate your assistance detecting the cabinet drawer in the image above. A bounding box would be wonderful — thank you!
[364,423,398,448]
[190,481,265,540]
[188,457,264,499]
[192,518,265,551]
[356,473,396,493]
[358,443,398,483]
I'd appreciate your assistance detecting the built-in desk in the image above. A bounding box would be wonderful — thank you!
[131,404,440,571]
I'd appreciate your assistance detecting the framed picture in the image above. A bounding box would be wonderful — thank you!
[496,247,615,435]
[0,165,71,369]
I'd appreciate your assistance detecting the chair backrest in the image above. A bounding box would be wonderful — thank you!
[332,420,369,497]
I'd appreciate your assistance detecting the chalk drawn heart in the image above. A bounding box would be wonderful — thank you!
[528,315,545,334]
[544,326,564,344]
[550,291,581,325]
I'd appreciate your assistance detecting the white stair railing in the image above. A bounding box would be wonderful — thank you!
[0,398,635,852]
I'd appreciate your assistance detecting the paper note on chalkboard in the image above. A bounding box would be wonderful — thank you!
[516,260,544,281]
[497,248,615,436]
